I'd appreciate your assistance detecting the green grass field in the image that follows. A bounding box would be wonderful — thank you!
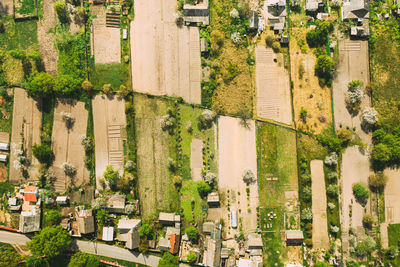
[0,17,37,51]
[178,104,217,180]
[257,123,298,266]
[14,0,36,16]
[181,180,206,226]
[388,223,400,265]
[90,64,129,91]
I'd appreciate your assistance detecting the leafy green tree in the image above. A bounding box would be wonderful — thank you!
[139,222,155,240]
[372,143,391,162]
[368,171,388,192]
[96,209,109,228]
[315,55,334,78]
[300,107,308,122]
[54,74,81,96]
[352,183,369,206]
[44,210,61,227]
[362,214,374,229]
[8,49,26,60]
[158,252,179,267]
[306,20,332,47]
[25,72,55,97]
[82,79,93,93]
[54,1,69,24]
[103,165,119,187]
[27,226,71,258]
[186,251,197,264]
[25,256,49,267]
[32,143,52,165]
[68,252,99,267]
[185,227,199,243]
[355,236,376,257]
[196,181,211,197]
[0,246,22,266]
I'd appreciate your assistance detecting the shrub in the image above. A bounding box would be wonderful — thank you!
[44,210,61,227]
[54,1,69,24]
[125,204,136,216]
[32,143,52,165]
[372,143,391,162]
[355,236,376,257]
[352,183,369,205]
[328,202,335,210]
[368,171,388,192]
[300,107,308,121]
[61,162,76,177]
[173,175,182,187]
[301,173,311,183]
[386,247,399,260]
[301,207,313,221]
[125,160,135,172]
[229,8,239,18]
[186,251,197,264]
[327,172,338,181]
[327,184,338,197]
[337,128,352,143]
[315,55,334,79]
[272,41,280,53]
[330,225,339,233]
[81,80,93,92]
[362,107,378,125]
[197,181,211,197]
[304,238,312,246]
[204,172,216,185]
[103,165,119,186]
[161,114,175,132]
[265,34,275,47]
[324,152,338,166]
[362,214,374,229]
[302,186,312,202]
[24,72,55,98]
[185,227,199,243]
[306,20,332,47]
[118,85,130,98]
[242,169,256,185]
[103,84,113,95]
[139,222,155,240]
[54,75,81,96]
[92,197,107,210]
[61,112,75,129]
[198,110,216,129]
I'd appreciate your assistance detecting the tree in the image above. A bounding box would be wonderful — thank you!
[103,165,119,188]
[25,257,49,267]
[265,34,275,47]
[0,246,22,266]
[68,252,99,267]
[300,107,308,122]
[369,171,388,192]
[355,236,376,257]
[302,186,311,201]
[96,209,109,228]
[27,226,71,258]
[204,172,216,185]
[82,80,93,93]
[32,143,52,165]
[301,207,313,221]
[186,251,197,264]
[362,107,378,126]
[61,162,76,177]
[158,252,179,267]
[326,184,338,197]
[61,112,75,129]
[103,84,113,95]
[54,74,81,96]
[352,183,369,206]
[118,85,130,98]
[185,227,199,243]
[24,72,55,97]
[139,222,155,240]
[306,20,332,47]
[337,128,352,143]
[91,197,107,210]
[196,181,211,197]
[44,210,61,227]
[117,174,131,193]
[54,1,69,24]
[242,169,255,185]
[315,55,334,78]
[198,110,216,129]
[372,143,391,162]
[362,214,374,229]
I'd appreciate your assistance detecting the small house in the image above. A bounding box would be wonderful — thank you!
[76,207,95,234]
[305,0,324,14]
[106,193,126,213]
[285,230,304,246]
[159,227,180,254]
[102,226,114,241]
[0,154,7,162]
[342,0,369,21]
[183,0,210,26]
[19,208,41,233]
[202,222,215,234]
[159,212,180,226]
[8,197,20,211]
[56,196,69,205]
[0,143,9,151]
[247,233,263,250]
[203,236,221,267]
[117,218,141,250]
[207,192,219,207]
[23,186,38,203]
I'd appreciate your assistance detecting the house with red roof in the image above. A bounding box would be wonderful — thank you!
[23,186,38,203]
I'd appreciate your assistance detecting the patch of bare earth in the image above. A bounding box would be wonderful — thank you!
[50,99,89,193]
[9,88,42,184]
[38,0,58,75]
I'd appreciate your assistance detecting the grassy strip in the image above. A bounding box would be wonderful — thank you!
[180,180,205,227]
[90,64,129,91]
[0,17,37,51]
[85,100,96,186]
[125,95,137,197]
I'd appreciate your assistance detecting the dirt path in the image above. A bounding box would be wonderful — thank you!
[92,95,126,190]
[218,116,258,237]
[255,46,292,125]
[9,88,42,185]
[130,0,201,104]
[310,160,329,249]
[50,99,89,192]
[190,138,203,182]
[340,146,371,255]
[333,39,371,143]
[37,0,58,75]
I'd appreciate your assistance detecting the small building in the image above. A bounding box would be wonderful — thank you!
[0,143,9,151]
[207,192,219,207]
[247,233,263,250]
[159,212,180,226]
[23,186,38,203]
[0,154,7,162]
[102,226,114,241]
[8,197,21,211]
[56,196,69,205]
[76,207,95,234]
[350,26,369,39]
[342,0,369,21]
[230,210,237,229]
[106,194,126,213]
[19,208,40,233]
[183,0,210,26]
[123,29,128,40]
[220,247,230,259]
[285,230,304,246]
[202,222,215,234]
[248,11,259,31]
[203,237,221,267]
[200,38,208,53]
[159,227,180,254]
[117,218,141,250]
[305,0,324,14]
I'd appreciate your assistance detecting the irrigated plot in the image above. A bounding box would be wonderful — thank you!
[218,116,258,235]
[131,0,201,104]
[311,160,329,249]
[9,88,42,184]
[255,45,292,125]
[92,95,126,190]
[134,94,178,216]
[50,99,89,192]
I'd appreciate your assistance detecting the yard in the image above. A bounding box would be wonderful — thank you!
[180,180,206,227]
[134,94,179,217]
[388,223,400,265]
[257,123,299,265]
[90,64,129,91]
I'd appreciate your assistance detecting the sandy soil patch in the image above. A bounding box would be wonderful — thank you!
[38,0,58,75]
[190,138,203,182]
[290,28,332,134]
[218,116,258,237]
[0,132,9,143]
[91,6,120,64]
[131,0,201,104]
[384,168,400,223]
[50,99,89,192]
[255,45,292,125]
[0,0,13,15]
[333,39,371,142]
[310,160,329,249]
[9,88,42,184]
[92,95,126,190]
[340,146,370,253]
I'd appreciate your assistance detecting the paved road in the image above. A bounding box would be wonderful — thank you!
[0,230,189,267]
